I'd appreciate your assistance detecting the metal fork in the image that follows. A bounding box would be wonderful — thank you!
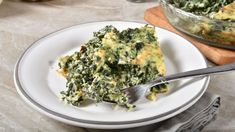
[123,63,235,103]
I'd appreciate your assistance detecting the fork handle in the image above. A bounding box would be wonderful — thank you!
[149,63,235,86]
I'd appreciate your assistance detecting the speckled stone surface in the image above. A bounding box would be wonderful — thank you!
[0,0,235,131]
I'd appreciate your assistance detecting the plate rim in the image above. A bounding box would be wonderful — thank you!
[13,20,210,129]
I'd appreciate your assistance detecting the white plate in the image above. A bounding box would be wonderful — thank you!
[14,21,209,129]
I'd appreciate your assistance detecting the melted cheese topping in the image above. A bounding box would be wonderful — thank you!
[93,26,166,82]
[95,49,106,58]
[132,44,165,75]
[212,2,235,20]
[95,29,166,75]
[102,32,119,49]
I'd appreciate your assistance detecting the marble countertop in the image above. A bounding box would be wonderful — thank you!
[0,0,235,131]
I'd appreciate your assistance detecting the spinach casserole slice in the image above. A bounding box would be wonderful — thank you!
[58,25,168,110]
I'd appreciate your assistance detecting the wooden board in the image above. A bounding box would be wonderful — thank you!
[144,6,235,65]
